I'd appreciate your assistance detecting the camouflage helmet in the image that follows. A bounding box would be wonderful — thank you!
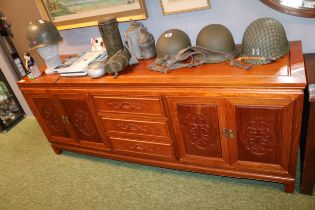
[26,19,63,50]
[196,24,239,63]
[156,29,191,59]
[240,18,290,65]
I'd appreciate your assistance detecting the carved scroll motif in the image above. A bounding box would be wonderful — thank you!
[43,107,64,132]
[118,123,149,132]
[123,143,158,153]
[108,101,143,111]
[243,117,275,156]
[184,114,216,150]
[71,109,96,137]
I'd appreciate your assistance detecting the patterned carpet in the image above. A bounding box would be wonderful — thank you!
[0,118,314,210]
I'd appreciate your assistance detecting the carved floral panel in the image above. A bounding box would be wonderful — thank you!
[236,106,283,164]
[34,98,69,138]
[177,104,222,158]
[71,109,97,137]
[61,99,102,143]
[42,107,64,133]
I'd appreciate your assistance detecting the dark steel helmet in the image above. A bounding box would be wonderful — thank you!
[240,18,290,65]
[156,29,191,59]
[26,19,63,50]
[196,24,239,63]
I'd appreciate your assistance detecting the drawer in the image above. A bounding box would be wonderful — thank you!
[110,137,174,160]
[94,96,164,116]
[102,118,170,138]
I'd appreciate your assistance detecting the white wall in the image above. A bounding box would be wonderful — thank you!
[58,0,315,55]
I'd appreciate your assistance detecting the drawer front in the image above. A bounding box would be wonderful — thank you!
[102,118,170,138]
[94,96,164,116]
[111,137,174,160]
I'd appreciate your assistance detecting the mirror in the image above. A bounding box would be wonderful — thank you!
[261,0,315,17]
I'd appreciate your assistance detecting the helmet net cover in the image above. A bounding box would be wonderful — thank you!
[240,18,290,65]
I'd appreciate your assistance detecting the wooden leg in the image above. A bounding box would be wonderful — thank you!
[300,180,314,195]
[300,105,315,195]
[301,160,315,195]
[284,182,295,193]
[51,146,62,155]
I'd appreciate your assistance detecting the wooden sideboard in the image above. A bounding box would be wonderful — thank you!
[18,41,306,193]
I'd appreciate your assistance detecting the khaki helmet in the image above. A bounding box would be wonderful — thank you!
[156,29,191,59]
[26,19,63,50]
[240,18,290,65]
[196,24,239,63]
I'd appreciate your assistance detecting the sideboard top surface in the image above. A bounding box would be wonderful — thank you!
[18,41,306,89]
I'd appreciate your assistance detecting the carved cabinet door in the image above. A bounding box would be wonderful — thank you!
[25,92,74,143]
[167,97,229,167]
[56,93,109,150]
[225,97,295,175]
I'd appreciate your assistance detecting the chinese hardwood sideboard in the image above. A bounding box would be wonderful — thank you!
[18,41,306,193]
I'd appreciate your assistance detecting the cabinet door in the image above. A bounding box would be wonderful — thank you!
[226,97,294,175]
[167,97,229,167]
[26,93,74,143]
[56,93,108,149]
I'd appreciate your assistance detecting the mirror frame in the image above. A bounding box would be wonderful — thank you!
[260,0,315,18]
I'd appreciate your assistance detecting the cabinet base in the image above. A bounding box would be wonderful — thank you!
[51,143,296,193]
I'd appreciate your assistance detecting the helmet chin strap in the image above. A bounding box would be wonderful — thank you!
[236,56,277,62]
[188,46,252,70]
[149,51,206,73]
[149,46,252,73]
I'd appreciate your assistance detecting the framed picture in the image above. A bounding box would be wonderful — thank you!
[160,0,210,15]
[35,0,148,30]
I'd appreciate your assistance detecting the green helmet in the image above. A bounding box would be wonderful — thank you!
[156,29,191,59]
[240,18,290,65]
[26,19,63,50]
[196,24,238,63]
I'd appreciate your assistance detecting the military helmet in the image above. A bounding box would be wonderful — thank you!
[240,18,290,65]
[196,24,239,63]
[26,19,63,50]
[156,29,191,59]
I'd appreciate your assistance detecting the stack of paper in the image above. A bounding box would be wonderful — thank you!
[56,51,107,77]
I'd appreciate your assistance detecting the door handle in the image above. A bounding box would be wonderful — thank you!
[65,116,70,124]
[61,115,66,123]
[220,128,235,139]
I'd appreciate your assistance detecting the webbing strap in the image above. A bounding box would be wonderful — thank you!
[149,51,206,73]
[149,46,252,73]
[237,56,276,62]
[188,46,252,70]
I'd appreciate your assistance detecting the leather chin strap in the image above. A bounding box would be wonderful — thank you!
[149,50,206,73]
[149,46,252,73]
[237,56,277,62]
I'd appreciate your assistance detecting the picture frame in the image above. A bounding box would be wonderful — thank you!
[35,0,148,30]
[160,0,210,15]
